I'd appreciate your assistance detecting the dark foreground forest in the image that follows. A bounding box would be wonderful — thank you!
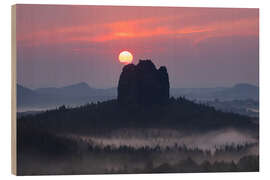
[17,97,259,175]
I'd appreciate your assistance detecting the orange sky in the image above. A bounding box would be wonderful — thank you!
[16,5,259,89]
[17,6,258,46]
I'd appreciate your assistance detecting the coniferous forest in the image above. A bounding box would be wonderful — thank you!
[17,96,259,175]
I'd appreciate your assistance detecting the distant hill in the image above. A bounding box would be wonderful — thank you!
[17,82,258,112]
[36,82,99,97]
[171,83,259,101]
[17,84,37,97]
[214,83,259,100]
[17,84,39,109]
[17,83,116,111]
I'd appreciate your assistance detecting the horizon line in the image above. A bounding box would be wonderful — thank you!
[17,81,259,90]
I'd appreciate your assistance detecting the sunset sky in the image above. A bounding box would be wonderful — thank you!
[16,5,259,89]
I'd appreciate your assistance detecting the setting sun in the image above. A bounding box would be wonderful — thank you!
[119,51,133,64]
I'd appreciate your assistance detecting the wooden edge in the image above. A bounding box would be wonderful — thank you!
[11,4,17,175]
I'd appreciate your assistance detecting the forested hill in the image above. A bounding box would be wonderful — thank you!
[18,97,258,135]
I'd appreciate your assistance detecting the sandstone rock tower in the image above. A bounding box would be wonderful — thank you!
[117,59,169,105]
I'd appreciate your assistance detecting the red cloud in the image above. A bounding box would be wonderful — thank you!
[17,10,258,47]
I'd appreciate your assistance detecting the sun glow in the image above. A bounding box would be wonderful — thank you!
[118,51,133,64]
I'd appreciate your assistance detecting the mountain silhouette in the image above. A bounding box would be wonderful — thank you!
[36,82,96,97]
[171,83,259,101]
[17,81,258,112]
[118,59,169,105]
[210,83,259,100]
[17,84,37,97]
[16,83,116,111]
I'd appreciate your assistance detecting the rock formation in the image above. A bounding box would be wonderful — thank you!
[117,59,169,105]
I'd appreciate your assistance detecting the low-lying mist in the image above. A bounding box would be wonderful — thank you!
[18,127,259,175]
[60,128,258,153]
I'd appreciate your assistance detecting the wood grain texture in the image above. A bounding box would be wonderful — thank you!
[11,4,17,175]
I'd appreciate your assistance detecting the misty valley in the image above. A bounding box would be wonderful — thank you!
[17,61,259,175]
[17,60,259,175]
[18,128,258,175]
[17,102,259,175]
